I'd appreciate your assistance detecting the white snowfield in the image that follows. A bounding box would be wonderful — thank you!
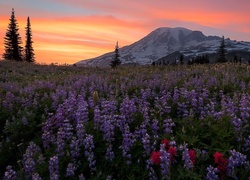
[76,27,250,67]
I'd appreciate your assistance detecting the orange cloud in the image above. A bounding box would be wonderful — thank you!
[0,15,149,64]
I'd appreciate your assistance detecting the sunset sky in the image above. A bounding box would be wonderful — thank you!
[0,0,250,64]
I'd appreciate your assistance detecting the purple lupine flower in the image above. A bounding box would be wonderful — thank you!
[66,163,76,177]
[101,100,117,115]
[151,119,159,137]
[206,165,219,180]
[120,125,135,164]
[120,96,137,124]
[243,135,250,152]
[190,90,198,111]
[240,81,246,92]
[106,143,115,161]
[63,119,73,140]
[23,142,41,177]
[159,144,170,179]
[106,175,113,180]
[87,96,95,109]
[146,159,158,180]
[76,117,86,146]
[201,150,207,159]
[37,154,45,165]
[76,100,88,146]
[142,105,151,125]
[84,134,96,171]
[182,145,193,170]
[99,101,116,147]
[163,118,175,134]
[22,116,28,125]
[51,88,67,110]
[177,102,189,118]
[231,117,243,136]
[227,150,250,177]
[42,127,55,149]
[101,118,115,142]
[93,106,101,130]
[142,133,151,156]
[2,91,16,111]
[141,88,152,100]
[79,174,86,180]
[42,114,57,149]
[32,173,42,180]
[173,87,179,103]
[169,140,177,147]
[23,157,36,178]
[207,100,216,118]
[56,128,66,156]
[49,155,60,180]
[155,93,171,115]
[70,137,80,159]
[4,166,17,180]
[75,98,89,124]
[238,94,250,129]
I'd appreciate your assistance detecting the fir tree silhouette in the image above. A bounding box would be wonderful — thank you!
[217,36,227,63]
[110,41,121,68]
[25,17,35,63]
[3,8,23,61]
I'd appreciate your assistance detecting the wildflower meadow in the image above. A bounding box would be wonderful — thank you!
[1,61,250,179]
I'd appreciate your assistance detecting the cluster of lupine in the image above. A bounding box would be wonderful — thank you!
[1,61,250,179]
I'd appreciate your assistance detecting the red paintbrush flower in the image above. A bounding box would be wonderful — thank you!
[213,152,228,177]
[189,149,196,164]
[217,158,228,174]
[161,139,170,149]
[150,151,161,165]
[168,146,176,161]
[213,152,224,164]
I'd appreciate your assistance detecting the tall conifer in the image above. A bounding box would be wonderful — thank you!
[110,41,121,68]
[217,36,227,63]
[3,8,23,61]
[25,17,35,63]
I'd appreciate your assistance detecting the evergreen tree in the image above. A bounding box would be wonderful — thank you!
[180,54,184,65]
[217,36,227,63]
[233,55,238,63]
[25,17,35,63]
[3,8,23,61]
[110,41,121,68]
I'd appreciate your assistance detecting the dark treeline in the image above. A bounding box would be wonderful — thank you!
[2,8,35,63]
[188,55,210,65]
[152,35,250,66]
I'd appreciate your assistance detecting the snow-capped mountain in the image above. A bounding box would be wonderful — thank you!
[76,27,250,66]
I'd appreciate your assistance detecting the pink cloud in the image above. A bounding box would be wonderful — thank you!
[52,0,250,36]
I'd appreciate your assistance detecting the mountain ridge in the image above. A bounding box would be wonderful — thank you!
[76,27,250,67]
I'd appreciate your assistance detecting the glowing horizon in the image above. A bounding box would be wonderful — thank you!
[0,0,249,64]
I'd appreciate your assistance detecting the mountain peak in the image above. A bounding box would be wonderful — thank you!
[154,27,191,31]
[76,27,250,67]
[150,27,192,36]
